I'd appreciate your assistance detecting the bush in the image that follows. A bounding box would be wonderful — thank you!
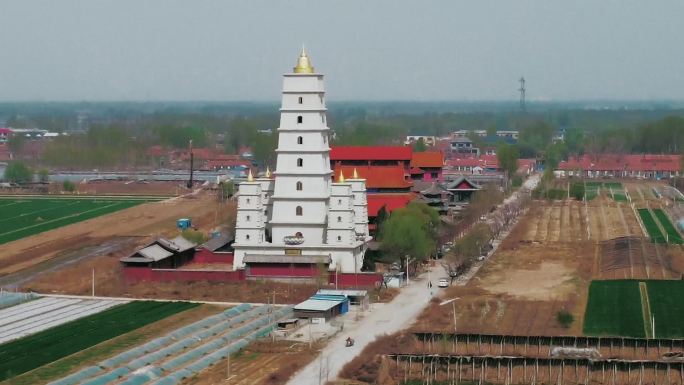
[511,174,523,188]
[181,229,208,244]
[570,183,585,200]
[62,180,76,192]
[3,161,33,184]
[557,310,574,328]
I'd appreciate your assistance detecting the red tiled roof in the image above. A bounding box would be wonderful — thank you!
[367,193,416,217]
[0,128,12,135]
[411,151,444,168]
[409,167,423,174]
[334,165,412,189]
[558,154,680,172]
[330,146,412,161]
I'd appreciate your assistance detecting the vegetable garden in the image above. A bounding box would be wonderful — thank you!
[0,196,160,244]
[0,301,196,380]
[584,280,684,339]
[637,208,666,244]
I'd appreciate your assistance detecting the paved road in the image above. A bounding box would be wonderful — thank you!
[287,264,447,384]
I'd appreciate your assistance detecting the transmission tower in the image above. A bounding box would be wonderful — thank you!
[518,76,526,112]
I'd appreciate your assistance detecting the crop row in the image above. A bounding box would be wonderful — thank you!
[584,280,684,339]
[0,199,145,245]
[652,208,683,244]
[0,301,197,381]
[637,208,666,244]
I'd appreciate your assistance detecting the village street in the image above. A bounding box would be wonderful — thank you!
[287,173,540,384]
[287,264,446,384]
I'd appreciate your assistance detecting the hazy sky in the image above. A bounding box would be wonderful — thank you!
[1,1,683,102]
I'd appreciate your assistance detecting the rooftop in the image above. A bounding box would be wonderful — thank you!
[331,146,412,161]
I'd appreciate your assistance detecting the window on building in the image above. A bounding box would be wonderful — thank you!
[297,116,303,124]
[337,236,342,241]
[296,206,303,216]
[246,198,251,204]
[246,215,251,222]
[431,172,439,178]
[338,199,342,205]
[298,96,303,104]
[337,216,342,222]
[296,181,303,191]
[321,115,325,123]
[246,234,250,240]
[297,158,303,167]
[297,136,303,144]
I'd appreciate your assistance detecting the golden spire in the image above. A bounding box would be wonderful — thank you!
[338,170,345,183]
[247,169,254,182]
[352,168,359,179]
[265,166,271,178]
[293,46,314,74]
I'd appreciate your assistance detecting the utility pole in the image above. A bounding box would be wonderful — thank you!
[187,139,194,189]
[91,268,95,297]
[519,77,526,112]
[405,255,412,286]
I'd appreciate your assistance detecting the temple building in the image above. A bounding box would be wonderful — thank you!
[232,49,371,277]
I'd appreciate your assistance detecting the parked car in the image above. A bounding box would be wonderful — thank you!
[438,278,449,288]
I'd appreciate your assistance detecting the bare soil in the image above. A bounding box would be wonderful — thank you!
[181,341,325,385]
[0,193,227,277]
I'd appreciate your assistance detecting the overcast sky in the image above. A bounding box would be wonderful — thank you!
[1,0,683,102]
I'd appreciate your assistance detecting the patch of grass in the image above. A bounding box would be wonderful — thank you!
[638,209,666,244]
[646,280,684,338]
[611,193,628,202]
[0,301,197,381]
[0,197,160,245]
[652,209,683,244]
[583,280,645,338]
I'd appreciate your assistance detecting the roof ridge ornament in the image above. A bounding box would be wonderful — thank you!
[338,170,345,183]
[247,169,254,182]
[293,46,314,74]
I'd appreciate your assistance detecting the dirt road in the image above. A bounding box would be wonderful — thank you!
[287,264,446,384]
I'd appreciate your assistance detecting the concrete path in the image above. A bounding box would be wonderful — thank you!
[287,264,447,384]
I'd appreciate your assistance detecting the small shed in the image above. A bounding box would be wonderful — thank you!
[293,294,349,320]
[120,236,196,268]
[177,218,192,230]
[316,289,369,306]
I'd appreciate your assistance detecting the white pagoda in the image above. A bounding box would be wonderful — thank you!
[232,49,371,276]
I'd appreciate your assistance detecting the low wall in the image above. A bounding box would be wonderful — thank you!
[329,272,383,288]
[193,249,234,264]
[123,266,245,283]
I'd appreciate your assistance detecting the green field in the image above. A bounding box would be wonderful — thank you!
[637,208,666,244]
[583,280,646,338]
[584,280,684,338]
[646,280,684,338]
[0,196,159,245]
[652,208,683,244]
[0,301,197,381]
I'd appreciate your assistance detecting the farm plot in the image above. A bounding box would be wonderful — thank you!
[637,208,666,244]
[583,280,645,338]
[645,280,684,338]
[0,296,127,344]
[653,208,684,244]
[0,196,160,245]
[0,301,196,381]
[47,304,293,385]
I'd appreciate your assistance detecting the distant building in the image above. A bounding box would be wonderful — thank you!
[0,128,12,144]
[556,154,680,179]
[450,137,478,155]
[410,151,444,181]
[404,135,437,147]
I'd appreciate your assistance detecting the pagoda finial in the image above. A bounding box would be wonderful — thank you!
[338,170,345,183]
[352,168,359,179]
[293,46,314,74]
[265,166,271,178]
[247,169,254,182]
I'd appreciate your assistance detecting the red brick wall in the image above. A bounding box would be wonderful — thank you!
[247,263,318,277]
[329,272,383,288]
[123,266,245,283]
[193,249,234,264]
